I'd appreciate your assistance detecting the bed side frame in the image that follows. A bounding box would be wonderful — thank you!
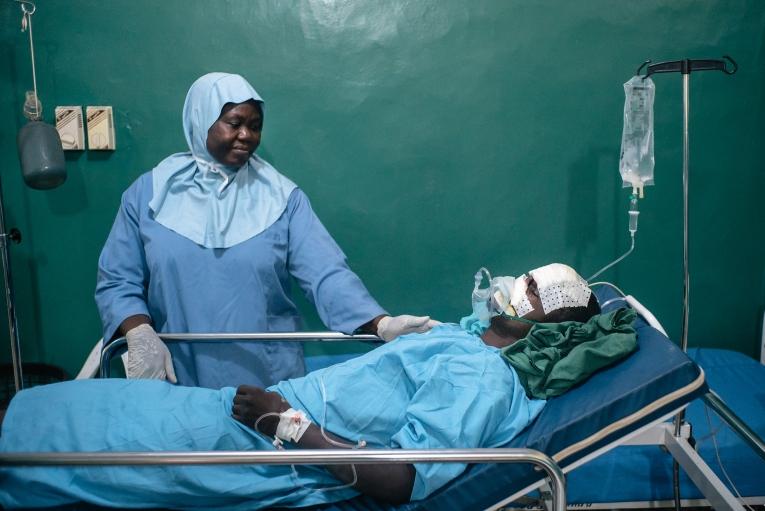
[487,392,765,511]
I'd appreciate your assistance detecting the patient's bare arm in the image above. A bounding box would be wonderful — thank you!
[232,385,415,504]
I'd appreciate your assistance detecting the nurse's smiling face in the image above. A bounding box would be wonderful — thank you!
[206,100,263,167]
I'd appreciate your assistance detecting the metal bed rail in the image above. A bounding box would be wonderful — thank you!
[100,332,383,378]
[703,391,765,463]
[0,448,566,511]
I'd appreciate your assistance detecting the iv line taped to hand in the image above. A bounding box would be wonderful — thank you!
[253,379,366,493]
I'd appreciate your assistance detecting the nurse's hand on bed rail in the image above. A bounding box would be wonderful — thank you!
[376,314,441,342]
[125,324,177,383]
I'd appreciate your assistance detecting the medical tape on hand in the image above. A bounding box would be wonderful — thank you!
[275,408,311,443]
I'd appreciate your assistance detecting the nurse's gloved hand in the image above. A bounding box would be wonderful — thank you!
[376,315,441,342]
[125,324,177,383]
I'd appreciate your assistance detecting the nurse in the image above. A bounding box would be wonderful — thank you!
[95,73,437,389]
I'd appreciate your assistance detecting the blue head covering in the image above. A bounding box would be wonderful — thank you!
[148,73,296,248]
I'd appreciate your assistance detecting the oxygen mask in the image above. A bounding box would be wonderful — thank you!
[471,268,534,322]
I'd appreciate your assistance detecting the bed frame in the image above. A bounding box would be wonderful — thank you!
[2,312,764,510]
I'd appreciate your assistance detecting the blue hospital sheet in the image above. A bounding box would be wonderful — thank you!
[0,324,544,509]
[0,380,350,510]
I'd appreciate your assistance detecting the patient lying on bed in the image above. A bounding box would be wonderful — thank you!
[0,264,634,510]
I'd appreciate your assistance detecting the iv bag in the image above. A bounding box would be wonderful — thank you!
[619,76,655,197]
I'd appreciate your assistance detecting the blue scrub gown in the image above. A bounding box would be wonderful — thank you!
[96,173,386,388]
[0,325,545,509]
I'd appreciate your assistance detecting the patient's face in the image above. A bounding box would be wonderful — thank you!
[483,275,546,347]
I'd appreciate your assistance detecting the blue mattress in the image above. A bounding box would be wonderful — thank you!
[566,347,765,504]
[309,288,708,511]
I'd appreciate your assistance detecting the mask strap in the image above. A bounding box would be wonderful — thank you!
[498,312,538,325]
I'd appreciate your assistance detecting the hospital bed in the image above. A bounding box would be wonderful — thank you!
[2,287,763,511]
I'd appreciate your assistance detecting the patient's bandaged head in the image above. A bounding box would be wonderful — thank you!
[527,263,591,314]
[499,263,591,317]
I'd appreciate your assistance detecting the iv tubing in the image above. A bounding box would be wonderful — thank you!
[587,233,635,282]
[599,296,627,309]
[17,2,40,118]
[253,401,360,493]
[27,10,38,118]
[589,282,668,335]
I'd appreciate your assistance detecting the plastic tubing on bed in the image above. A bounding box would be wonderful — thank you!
[624,295,668,336]
[589,281,628,297]
[0,448,567,511]
[588,282,668,337]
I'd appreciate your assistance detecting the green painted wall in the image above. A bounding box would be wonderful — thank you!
[0,1,763,378]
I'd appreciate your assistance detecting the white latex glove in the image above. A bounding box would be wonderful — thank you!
[125,324,177,383]
[376,315,441,342]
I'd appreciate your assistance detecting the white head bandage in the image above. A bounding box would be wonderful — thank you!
[509,277,534,317]
[527,263,591,314]
[481,264,591,319]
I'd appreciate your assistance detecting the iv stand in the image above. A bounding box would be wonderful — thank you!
[637,56,736,511]
[0,178,23,393]
[2,0,43,394]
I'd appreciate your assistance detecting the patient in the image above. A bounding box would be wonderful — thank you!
[0,264,633,510]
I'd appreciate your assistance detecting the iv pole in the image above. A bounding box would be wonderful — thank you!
[637,56,736,354]
[0,186,23,393]
[637,56,736,511]
[2,0,43,394]
[4,0,54,394]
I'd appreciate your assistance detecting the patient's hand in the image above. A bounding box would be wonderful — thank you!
[232,385,290,436]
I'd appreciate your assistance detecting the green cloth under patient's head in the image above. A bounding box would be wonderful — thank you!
[501,308,638,399]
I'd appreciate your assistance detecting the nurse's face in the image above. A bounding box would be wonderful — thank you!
[206,100,263,167]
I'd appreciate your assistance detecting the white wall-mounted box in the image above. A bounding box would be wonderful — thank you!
[86,106,116,150]
[55,106,85,150]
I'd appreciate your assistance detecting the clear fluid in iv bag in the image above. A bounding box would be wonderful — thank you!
[619,76,655,196]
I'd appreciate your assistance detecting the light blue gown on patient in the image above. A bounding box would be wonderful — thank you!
[0,325,544,510]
